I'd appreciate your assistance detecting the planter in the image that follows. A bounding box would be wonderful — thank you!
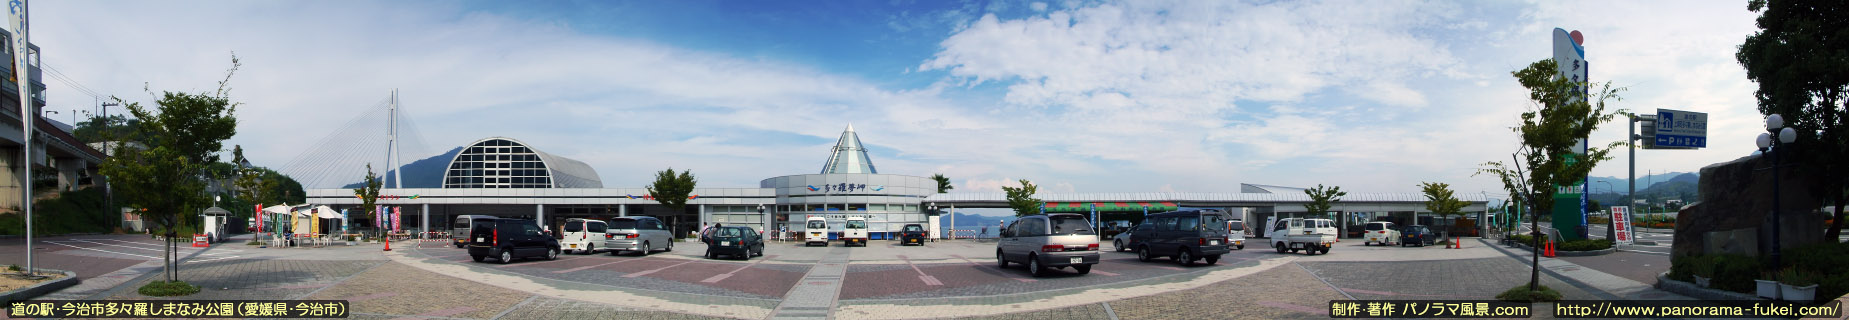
[1778,283,1817,303]
[1693,276,1710,288]
[1755,280,1781,300]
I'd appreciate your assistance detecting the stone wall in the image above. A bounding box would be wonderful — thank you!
[1672,152,1827,258]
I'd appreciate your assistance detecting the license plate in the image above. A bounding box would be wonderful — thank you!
[1210,240,1220,245]
[1069,257,1083,264]
[570,244,578,248]
[721,241,731,246]
[476,238,484,242]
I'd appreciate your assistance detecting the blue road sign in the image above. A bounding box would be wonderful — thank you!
[1655,108,1707,148]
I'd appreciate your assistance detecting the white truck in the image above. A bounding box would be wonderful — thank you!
[804,216,830,247]
[842,216,869,247]
[1270,218,1337,255]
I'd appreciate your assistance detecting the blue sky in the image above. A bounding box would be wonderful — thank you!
[29,0,1769,199]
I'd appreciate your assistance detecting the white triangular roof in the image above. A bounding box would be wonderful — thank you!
[819,124,878,174]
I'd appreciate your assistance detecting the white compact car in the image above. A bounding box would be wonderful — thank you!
[1363,221,1400,246]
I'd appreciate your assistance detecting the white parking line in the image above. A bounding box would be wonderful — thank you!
[896,255,942,286]
[42,241,159,259]
[624,260,697,278]
[185,256,243,263]
[77,239,246,253]
[702,255,777,283]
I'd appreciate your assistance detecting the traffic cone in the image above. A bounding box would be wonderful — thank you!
[1543,241,1554,257]
[1456,237,1464,249]
[383,236,393,252]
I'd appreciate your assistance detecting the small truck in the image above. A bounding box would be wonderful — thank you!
[1270,218,1338,255]
[842,216,869,247]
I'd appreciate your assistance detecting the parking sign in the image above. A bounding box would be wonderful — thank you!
[1655,109,1707,148]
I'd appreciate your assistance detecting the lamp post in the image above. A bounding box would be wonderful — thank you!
[929,203,939,240]
[1757,114,1798,268]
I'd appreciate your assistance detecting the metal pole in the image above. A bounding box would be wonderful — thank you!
[1627,114,1636,243]
[13,0,38,275]
[1772,139,1782,268]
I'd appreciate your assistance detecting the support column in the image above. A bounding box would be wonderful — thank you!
[536,204,545,228]
[949,203,956,239]
[421,203,429,239]
[618,204,627,217]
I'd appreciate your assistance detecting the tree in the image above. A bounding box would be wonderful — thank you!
[1420,182,1468,241]
[647,168,697,235]
[1476,58,1624,294]
[1302,184,1346,218]
[231,146,276,235]
[1002,179,1043,217]
[931,173,954,194]
[98,55,242,292]
[352,164,382,237]
[1737,0,1849,242]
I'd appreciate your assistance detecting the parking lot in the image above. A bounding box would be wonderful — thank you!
[407,237,1284,301]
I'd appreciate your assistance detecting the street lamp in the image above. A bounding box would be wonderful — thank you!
[1757,114,1799,268]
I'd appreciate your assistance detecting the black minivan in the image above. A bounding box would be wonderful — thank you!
[467,218,562,264]
[1128,209,1233,266]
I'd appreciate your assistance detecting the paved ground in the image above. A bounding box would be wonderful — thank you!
[3,234,1722,319]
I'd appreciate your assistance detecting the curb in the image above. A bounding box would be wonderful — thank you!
[0,269,80,304]
[1653,272,1759,301]
[1505,243,1615,256]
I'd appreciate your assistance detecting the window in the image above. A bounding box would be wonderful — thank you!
[522,223,542,236]
[807,220,827,229]
[902,225,923,232]
[846,220,867,229]
[1049,216,1096,235]
[1157,217,1178,231]
[1365,223,1385,231]
[1176,216,1199,231]
[564,221,584,232]
[587,222,606,233]
[1023,218,1047,236]
[1228,221,1244,231]
[870,204,887,211]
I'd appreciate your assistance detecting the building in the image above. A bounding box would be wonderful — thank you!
[307,125,1489,239]
[0,31,106,212]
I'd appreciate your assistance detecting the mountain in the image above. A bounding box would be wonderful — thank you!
[946,212,1015,228]
[1589,171,1697,194]
[1588,173,1699,208]
[341,147,462,189]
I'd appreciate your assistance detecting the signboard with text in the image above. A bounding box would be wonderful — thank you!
[1654,108,1708,148]
[1611,206,1632,245]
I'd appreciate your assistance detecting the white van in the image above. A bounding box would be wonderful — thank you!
[842,217,869,247]
[561,218,608,254]
[804,216,830,247]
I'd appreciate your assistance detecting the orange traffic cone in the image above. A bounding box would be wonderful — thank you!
[1543,241,1555,257]
[383,236,393,252]
[1456,237,1464,249]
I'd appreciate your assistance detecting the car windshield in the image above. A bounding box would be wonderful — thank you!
[1201,214,1225,231]
[715,227,744,237]
[564,221,584,232]
[1366,223,1384,231]
[1049,216,1096,235]
[608,219,638,230]
[903,225,923,232]
[846,220,867,228]
[808,220,827,229]
[1228,221,1243,231]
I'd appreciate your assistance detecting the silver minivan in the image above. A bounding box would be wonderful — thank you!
[451,215,495,248]
[603,216,673,256]
[996,213,1101,277]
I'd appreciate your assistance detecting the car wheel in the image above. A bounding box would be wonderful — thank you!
[1074,264,1092,274]
[1179,249,1195,266]
[1028,254,1047,277]
[1138,245,1153,262]
[1205,255,1220,265]
[1237,244,1245,250]
[547,248,560,260]
[1320,247,1331,254]
[1115,239,1125,252]
[665,241,673,252]
[640,241,653,256]
[455,243,465,249]
[499,250,513,264]
[471,255,485,262]
[996,250,1009,268]
[1275,243,1287,253]
[583,244,594,255]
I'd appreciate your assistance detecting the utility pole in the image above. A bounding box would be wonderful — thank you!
[11,0,39,277]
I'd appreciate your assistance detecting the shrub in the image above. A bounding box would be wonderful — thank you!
[4,264,19,272]
[1496,284,1562,302]
[1777,268,1817,287]
[0,189,113,236]
[1559,239,1613,251]
[1818,273,1849,303]
[1709,254,1764,293]
[1507,234,1549,247]
[138,280,200,297]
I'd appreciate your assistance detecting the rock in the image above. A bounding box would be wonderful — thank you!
[1673,152,1826,258]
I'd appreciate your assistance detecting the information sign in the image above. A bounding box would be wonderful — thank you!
[1611,206,1633,245]
[1654,108,1708,148]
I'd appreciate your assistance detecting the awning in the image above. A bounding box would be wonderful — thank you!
[1043,202,1177,213]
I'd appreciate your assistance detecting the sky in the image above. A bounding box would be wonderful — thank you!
[25,0,1771,200]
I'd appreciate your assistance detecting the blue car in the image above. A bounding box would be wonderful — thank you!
[1399,225,1435,247]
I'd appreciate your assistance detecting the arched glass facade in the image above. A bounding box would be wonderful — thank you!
[442,137,602,188]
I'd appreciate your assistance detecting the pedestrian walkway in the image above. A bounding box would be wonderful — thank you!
[1478,238,1693,300]
[771,246,852,319]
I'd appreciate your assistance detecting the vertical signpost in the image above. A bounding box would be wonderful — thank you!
[1610,206,1632,245]
[1551,28,1590,241]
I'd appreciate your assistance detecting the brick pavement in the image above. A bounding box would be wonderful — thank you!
[1298,259,1601,300]
[1109,263,1347,320]
[107,259,386,300]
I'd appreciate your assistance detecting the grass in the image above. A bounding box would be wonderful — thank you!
[137,280,200,297]
[1496,283,1562,302]
[246,240,265,245]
